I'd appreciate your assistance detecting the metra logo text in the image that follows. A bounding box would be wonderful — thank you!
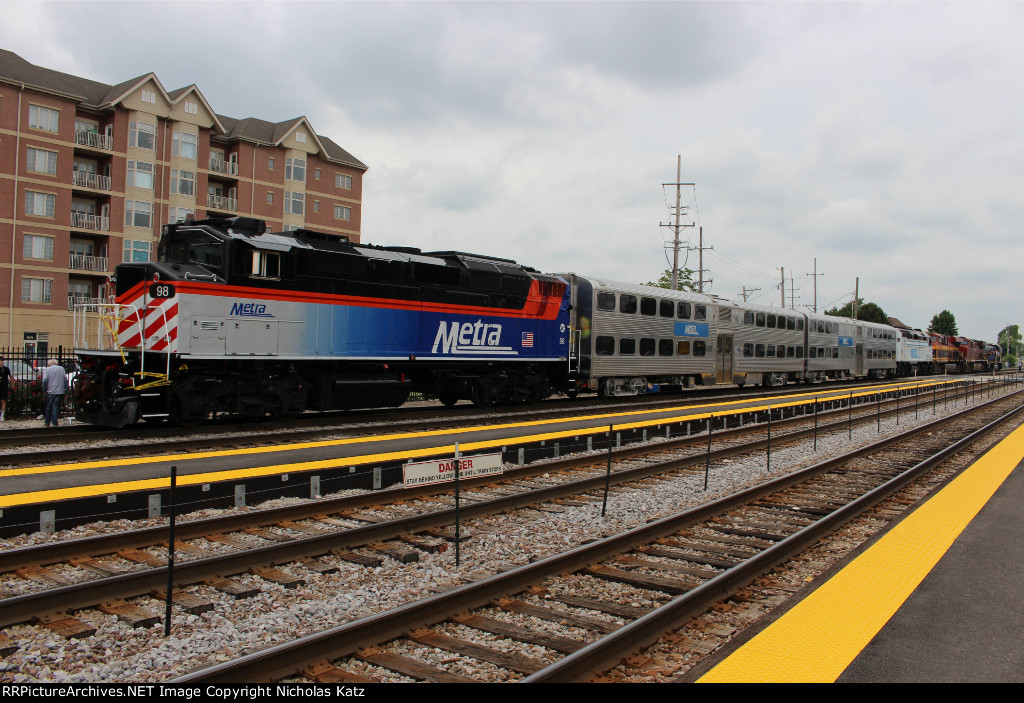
[432,320,516,355]
[229,301,273,318]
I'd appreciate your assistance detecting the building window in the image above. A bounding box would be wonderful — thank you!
[167,207,193,223]
[172,131,198,159]
[335,173,352,189]
[123,239,150,263]
[283,224,300,232]
[296,132,307,143]
[184,101,198,115]
[126,160,154,189]
[22,277,52,303]
[285,157,306,182]
[268,157,275,170]
[284,191,304,215]
[141,89,156,104]
[129,121,156,149]
[26,147,57,175]
[25,191,55,217]
[125,201,152,229]
[23,234,54,260]
[29,105,59,132]
[333,205,351,221]
[314,168,321,180]
[171,169,196,196]
[267,192,274,204]
[313,200,319,213]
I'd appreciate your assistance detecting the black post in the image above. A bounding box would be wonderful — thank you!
[848,391,853,440]
[915,385,919,419]
[877,392,881,432]
[454,442,461,567]
[766,405,771,472]
[896,386,900,425]
[164,465,177,637]
[813,397,818,451]
[704,415,713,490]
[602,425,613,516]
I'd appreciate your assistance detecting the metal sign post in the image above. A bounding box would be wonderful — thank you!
[602,425,613,517]
[454,443,461,567]
[164,465,177,637]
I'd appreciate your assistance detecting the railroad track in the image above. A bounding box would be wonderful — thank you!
[170,390,1024,683]
[0,377,959,466]
[0,382,1017,677]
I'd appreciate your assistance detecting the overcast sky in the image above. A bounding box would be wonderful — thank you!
[3,1,1021,340]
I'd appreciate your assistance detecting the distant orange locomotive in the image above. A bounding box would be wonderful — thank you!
[927,333,996,373]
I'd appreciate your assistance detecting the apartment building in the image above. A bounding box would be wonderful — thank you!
[0,50,367,354]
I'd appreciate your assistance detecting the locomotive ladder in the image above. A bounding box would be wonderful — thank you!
[73,302,172,388]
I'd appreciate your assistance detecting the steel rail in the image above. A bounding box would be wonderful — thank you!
[0,381,972,573]
[170,392,1022,683]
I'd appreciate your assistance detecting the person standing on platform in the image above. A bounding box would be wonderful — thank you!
[0,356,10,421]
[42,359,68,427]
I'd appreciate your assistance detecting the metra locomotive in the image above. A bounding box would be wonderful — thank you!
[74,215,935,427]
[74,216,569,426]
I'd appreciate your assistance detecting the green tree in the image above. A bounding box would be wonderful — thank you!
[645,268,697,292]
[824,298,888,324]
[929,310,958,336]
[998,324,1021,361]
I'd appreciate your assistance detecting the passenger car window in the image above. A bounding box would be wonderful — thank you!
[693,341,706,356]
[619,338,636,355]
[597,292,615,311]
[694,305,706,320]
[640,338,655,356]
[595,336,615,355]
[677,341,690,355]
[677,302,691,319]
[659,339,674,356]
[619,295,637,314]
[660,300,674,318]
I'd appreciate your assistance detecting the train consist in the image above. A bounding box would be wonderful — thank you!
[71,216,990,427]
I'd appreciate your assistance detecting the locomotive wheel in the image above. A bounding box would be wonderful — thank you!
[565,388,578,399]
[471,385,495,409]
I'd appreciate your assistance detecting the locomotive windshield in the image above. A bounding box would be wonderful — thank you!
[160,230,225,272]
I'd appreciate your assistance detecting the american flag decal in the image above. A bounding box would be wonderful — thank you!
[522,332,534,347]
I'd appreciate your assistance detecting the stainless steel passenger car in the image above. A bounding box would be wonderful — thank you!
[559,275,717,395]
[717,300,806,387]
[805,313,897,381]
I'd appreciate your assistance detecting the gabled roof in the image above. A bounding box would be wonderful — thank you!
[0,50,365,169]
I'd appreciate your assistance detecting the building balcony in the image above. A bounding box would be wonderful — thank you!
[70,212,110,231]
[207,194,237,211]
[74,130,113,151]
[209,157,239,176]
[68,295,103,312]
[72,170,112,191]
[69,254,109,272]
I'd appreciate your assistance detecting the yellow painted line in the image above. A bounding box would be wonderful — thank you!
[697,416,1024,683]
[0,379,983,509]
[0,382,909,479]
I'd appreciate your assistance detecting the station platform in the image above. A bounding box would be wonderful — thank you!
[695,415,1024,683]
[0,379,954,510]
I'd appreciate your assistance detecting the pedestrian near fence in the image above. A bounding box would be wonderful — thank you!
[42,359,68,427]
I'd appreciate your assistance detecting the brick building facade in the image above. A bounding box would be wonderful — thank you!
[0,50,366,354]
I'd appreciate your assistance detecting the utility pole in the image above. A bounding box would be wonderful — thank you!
[779,267,785,307]
[741,286,761,302]
[852,278,860,320]
[808,258,822,313]
[693,227,713,293]
[660,155,694,291]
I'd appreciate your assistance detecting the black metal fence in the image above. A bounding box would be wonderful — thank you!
[1,346,78,418]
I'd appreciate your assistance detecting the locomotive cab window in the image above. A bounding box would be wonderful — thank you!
[162,230,225,272]
[597,292,616,311]
[250,251,280,279]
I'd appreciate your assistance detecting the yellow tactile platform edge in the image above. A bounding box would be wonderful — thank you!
[698,416,1024,683]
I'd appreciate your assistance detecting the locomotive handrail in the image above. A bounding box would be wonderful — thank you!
[74,302,171,382]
